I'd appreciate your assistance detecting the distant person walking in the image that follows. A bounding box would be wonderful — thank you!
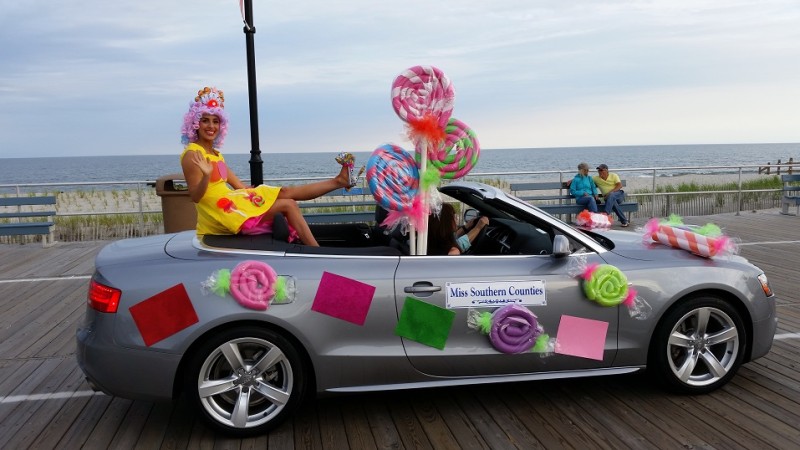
[593,163,629,227]
[569,162,599,212]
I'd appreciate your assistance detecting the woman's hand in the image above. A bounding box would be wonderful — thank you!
[189,151,213,177]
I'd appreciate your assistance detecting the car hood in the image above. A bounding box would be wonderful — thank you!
[600,229,750,265]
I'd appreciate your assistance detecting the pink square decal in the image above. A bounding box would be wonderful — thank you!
[554,315,609,361]
[311,272,376,325]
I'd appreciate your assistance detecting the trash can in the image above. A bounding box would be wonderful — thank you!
[155,174,197,233]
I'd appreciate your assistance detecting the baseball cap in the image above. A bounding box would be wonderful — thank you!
[596,164,609,170]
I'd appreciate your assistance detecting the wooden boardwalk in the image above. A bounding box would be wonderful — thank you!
[0,209,798,449]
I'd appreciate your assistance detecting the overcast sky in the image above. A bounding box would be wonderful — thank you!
[2,0,799,158]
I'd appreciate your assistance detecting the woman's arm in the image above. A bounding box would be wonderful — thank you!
[226,168,249,190]
[465,216,489,242]
[181,150,212,203]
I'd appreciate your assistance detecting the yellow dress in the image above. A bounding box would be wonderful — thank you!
[180,143,281,236]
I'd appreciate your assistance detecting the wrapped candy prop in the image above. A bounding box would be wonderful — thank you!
[643,216,736,258]
[581,263,636,307]
[201,261,296,311]
[575,210,612,229]
[467,305,551,354]
[567,256,651,320]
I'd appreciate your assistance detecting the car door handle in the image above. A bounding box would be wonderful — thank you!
[404,285,442,293]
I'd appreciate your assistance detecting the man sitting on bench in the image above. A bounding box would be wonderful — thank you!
[593,164,630,227]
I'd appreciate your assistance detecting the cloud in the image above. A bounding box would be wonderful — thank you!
[1,0,799,158]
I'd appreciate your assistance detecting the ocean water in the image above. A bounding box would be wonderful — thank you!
[2,143,797,190]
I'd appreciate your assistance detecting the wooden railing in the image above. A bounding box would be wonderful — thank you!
[758,158,795,175]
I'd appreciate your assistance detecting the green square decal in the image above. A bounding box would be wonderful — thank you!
[395,297,455,350]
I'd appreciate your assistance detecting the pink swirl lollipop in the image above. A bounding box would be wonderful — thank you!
[366,144,419,212]
[419,118,480,180]
[391,65,455,129]
[230,260,277,310]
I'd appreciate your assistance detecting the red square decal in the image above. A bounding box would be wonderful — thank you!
[129,284,199,346]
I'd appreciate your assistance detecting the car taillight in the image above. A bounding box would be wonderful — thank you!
[88,279,121,313]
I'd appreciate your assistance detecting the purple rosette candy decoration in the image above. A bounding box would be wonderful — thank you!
[489,305,543,354]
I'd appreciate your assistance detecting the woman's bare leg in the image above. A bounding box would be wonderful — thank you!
[267,199,319,246]
[278,164,350,200]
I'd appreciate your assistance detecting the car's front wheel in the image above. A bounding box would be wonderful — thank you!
[649,296,746,394]
[187,326,308,436]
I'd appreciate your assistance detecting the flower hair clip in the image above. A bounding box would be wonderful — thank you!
[195,87,225,109]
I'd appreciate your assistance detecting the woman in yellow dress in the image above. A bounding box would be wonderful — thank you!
[180,87,360,246]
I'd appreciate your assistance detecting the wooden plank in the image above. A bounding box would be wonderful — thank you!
[0,360,87,448]
[80,397,135,448]
[430,392,491,450]
[54,394,114,448]
[316,398,349,450]
[292,401,323,449]
[339,398,378,449]
[0,196,57,207]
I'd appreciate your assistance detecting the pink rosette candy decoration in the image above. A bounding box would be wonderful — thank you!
[367,144,419,212]
[489,305,543,354]
[418,117,480,180]
[391,65,455,131]
[230,260,277,311]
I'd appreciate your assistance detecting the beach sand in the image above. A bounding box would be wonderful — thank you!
[623,172,768,192]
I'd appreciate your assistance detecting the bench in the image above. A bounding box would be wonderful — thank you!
[300,186,377,224]
[780,174,800,216]
[510,180,638,220]
[0,195,57,246]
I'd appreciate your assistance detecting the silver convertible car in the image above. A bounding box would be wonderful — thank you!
[77,181,777,437]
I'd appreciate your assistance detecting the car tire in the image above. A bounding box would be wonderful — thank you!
[186,326,308,436]
[649,296,746,394]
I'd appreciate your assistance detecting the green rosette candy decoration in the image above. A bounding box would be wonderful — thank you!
[582,263,630,307]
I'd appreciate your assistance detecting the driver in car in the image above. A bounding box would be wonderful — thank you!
[427,203,489,255]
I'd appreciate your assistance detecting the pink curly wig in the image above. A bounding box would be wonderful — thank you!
[180,87,229,148]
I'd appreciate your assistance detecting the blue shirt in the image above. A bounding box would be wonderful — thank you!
[569,174,597,198]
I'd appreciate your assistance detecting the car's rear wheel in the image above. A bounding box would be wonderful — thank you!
[187,326,307,436]
[649,296,746,394]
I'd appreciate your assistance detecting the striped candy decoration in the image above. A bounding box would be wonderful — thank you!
[391,65,455,130]
[647,222,725,258]
[366,144,419,212]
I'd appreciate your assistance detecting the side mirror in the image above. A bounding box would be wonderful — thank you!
[552,235,570,257]
[463,208,479,224]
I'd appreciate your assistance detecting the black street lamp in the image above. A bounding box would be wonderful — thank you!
[242,0,263,186]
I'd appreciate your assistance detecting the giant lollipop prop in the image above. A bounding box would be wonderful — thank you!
[367,144,421,253]
[391,66,457,255]
[391,66,455,131]
[418,117,480,180]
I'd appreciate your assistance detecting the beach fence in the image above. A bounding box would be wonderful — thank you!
[758,157,796,175]
[0,167,789,243]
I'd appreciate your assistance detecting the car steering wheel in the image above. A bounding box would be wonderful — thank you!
[465,217,492,254]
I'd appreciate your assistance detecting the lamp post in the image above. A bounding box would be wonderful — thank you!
[242,0,263,185]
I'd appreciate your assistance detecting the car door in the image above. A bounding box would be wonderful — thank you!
[394,252,618,377]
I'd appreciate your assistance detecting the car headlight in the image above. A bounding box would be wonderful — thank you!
[757,273,773,297]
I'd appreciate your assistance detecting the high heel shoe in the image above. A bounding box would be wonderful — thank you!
[336,152,365,190]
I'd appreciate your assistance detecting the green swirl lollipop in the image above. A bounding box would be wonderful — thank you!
[583,264,629,307]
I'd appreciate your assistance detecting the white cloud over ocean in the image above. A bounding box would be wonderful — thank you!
[1,0,798,158]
